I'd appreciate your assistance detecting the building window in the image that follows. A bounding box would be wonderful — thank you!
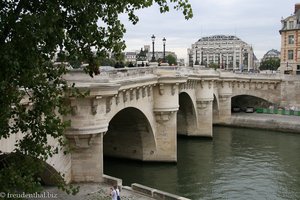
[288,35,295,44]
[288,50,294,60]
[288,21,294,29]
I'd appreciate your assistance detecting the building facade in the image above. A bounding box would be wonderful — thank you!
[124,44,178,65]
[188,35,255,71]
[279,4,300,75]
[124,52,137,63]
[262,49,281,61]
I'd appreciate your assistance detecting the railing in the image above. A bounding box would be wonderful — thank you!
[67,66,294,83]
[66,67,157,83]
[100,67,156,80]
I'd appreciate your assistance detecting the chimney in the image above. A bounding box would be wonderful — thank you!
[295,3,300,14]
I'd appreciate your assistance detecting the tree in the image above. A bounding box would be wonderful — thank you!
[165,54,177,65]
[259,58,280,71]
[0,0,193,194]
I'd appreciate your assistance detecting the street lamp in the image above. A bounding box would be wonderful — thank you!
[162,37,166,63]
[151,34,155,62]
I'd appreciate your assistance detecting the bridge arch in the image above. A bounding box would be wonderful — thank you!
[231,95,274,111]
[232,89,280,106]
[177,92,198,136]
[104,107,156,161]
[0,153,63,186]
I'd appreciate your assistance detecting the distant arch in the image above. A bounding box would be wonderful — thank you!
[177,92,198,136]
[0,153,63,186]
[104,107,156,161]
[232,89,280,106]
[231,95,274,111]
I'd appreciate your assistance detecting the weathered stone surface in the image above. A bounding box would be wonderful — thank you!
[1,67,300,183]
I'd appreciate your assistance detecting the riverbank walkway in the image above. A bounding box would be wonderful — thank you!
[40,183,156,200]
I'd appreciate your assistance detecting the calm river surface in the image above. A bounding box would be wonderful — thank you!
[104,126,300,200]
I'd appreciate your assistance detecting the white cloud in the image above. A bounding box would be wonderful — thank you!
[120,0,299,60]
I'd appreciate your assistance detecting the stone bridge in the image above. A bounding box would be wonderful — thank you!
[1,66,299,184]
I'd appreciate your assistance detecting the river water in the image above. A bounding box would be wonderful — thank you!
[104,126,300,200]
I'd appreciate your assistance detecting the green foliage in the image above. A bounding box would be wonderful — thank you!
[0,0,192,195]
[209,62,219,70]
[259,58,280,71]
[100,58,116,67]
[165,54,177,65]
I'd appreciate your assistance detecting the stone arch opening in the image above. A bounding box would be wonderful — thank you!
[104,107,156,161]
[0,153,63,186]
[231,95,273,112]
[177,92,198,136]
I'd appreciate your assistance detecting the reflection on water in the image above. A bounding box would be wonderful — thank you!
[104,127,300,200]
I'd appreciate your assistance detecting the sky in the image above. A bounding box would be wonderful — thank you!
[119,0,300,61]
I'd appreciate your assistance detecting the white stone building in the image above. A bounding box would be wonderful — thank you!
[124,52,137,63]
[261,49,280,62]
[188,35,255,71]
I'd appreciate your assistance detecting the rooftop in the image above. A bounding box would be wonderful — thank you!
[198,35,241,42]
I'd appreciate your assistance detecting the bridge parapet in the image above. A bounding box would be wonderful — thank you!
[65,67,157,83]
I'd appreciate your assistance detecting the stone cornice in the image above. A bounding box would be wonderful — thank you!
[71,83,120,98]
[157,75,188,84]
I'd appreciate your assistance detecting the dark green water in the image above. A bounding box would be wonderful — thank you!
[104,127,300,200]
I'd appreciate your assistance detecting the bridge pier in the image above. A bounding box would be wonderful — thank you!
[153,77,186,162]
[218,81,233,123]
[65,84,119,182]
[154,111,178,162]
[195,80,214,137]
[67,132,104,182]
[218,95,232,123]
[196,99,213,137]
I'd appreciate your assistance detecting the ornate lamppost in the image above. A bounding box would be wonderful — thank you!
[162,37,166,63]
[151,34,155,62]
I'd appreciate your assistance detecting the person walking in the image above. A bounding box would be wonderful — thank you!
[110,187,117,200]
[114,185,121,200]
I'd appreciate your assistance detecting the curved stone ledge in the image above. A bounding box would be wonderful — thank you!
[66,124,108,135]
[131,183,190,200]
[215,113,300,133]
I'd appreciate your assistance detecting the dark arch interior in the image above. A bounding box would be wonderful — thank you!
[0,153,62,186]
[231,95,273,112]
[104,107,155,161]
[213,95,219,121]
[177,92,197,136]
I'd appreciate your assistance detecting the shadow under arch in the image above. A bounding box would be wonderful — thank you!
[0,153,63,187]
[213,94,219,122]
[177,92,198,136]
[231,95,274,111]
[104,107,156,161]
